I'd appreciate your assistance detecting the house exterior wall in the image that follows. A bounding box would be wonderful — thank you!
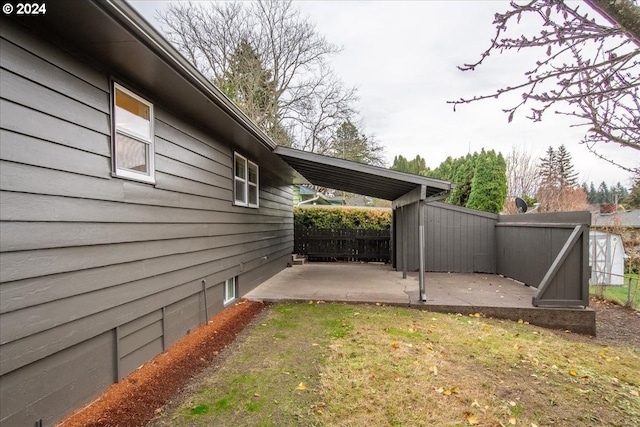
[0,19,292,426]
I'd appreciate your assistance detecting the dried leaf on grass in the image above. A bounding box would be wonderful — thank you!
[464,412,480,425]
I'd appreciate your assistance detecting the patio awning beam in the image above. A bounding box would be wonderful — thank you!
[393,185,426,209]
[275,146,452,202]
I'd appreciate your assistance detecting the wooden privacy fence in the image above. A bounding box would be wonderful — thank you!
[294,227,391,262]
[496,211,591,308]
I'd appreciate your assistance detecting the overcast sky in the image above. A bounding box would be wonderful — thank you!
[130,0,636,189]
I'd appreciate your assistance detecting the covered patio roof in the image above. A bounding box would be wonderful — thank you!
[275,147,453,202]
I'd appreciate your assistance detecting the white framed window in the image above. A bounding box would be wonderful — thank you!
[224,277,237,305]
[234,152,259,208]
[112,83,155,183]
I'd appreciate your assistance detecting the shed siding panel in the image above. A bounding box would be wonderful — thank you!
[0,19,292,426]
[497,225,573,287]
[424,202,497,273]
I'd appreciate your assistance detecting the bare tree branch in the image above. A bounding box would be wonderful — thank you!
[449,0,640,173]
[156,0,377,160]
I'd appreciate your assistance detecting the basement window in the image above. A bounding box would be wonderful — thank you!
[234,152,259,208]
[224,277,237,305]
[113,83,155,183]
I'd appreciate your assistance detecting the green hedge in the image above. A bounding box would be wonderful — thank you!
[294,207,391,230]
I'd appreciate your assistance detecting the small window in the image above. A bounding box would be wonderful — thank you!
[113,83,155,183]
[224,277,236,304]
[234,153,259,208]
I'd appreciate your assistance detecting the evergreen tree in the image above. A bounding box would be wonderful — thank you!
[584,180,630,205]
[536,145,579,189]
[390,155,426,175]
[329,120,384,166]
[581,182,589,201]
[597,181,610,204]
[391,155,410,173]
[555,145,579,187]
[624,176,640,208]
[611,182,629,203]
[588,182,597,204]
[428,156,457,181]
[467,150,508,214]
[425,150,507,213]
[446,154,477,207]
[217,39,288,144]
[410,155,427,175]
[538,146,557,187]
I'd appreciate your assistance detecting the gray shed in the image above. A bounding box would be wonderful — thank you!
[589,231,626,285]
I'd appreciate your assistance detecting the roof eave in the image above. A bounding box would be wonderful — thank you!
[103,0,277,151]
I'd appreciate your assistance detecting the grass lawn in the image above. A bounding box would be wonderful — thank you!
[590,273,640,310]
[152,303,640,427]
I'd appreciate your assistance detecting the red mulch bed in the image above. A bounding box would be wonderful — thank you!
[55,297,638,426]
[55,300,268,427]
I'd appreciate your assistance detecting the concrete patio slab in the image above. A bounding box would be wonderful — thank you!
[245,263,595,335]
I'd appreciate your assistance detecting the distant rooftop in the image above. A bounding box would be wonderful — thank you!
[592,210,640,228]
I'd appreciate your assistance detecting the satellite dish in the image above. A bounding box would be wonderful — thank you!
[515,197,528,214]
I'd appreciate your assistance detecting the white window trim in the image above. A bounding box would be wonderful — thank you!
[113,83,155,184]
[234,152,259,208]
[223,277,237,305]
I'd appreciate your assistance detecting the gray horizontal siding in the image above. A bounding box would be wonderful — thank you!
[0,68,110,134]
[0,221,291,252]
[118,310,164,379]
[0,330,115,427]
[163,286,224,350]
[0,18,293,426]
[0,18,107,91]
[0,130,111,178]
[0,160,292,217]
[0,99,111,157]
[0,37,108,113]
[0,231,291,283]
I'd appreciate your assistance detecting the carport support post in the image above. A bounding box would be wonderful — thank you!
[419,201,426,301]
[402,205,407,279]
